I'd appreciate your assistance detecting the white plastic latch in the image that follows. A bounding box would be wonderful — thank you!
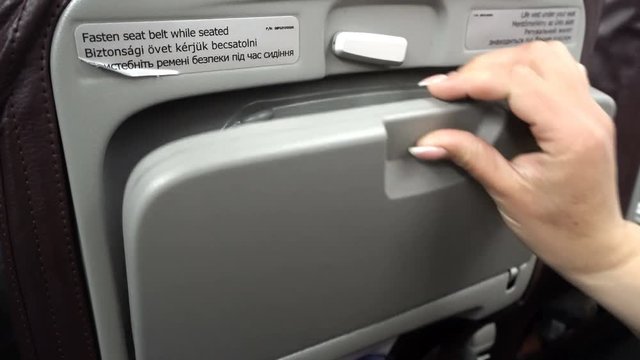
[332,32,408,66]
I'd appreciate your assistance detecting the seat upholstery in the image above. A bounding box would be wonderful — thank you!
[0,0,100,359]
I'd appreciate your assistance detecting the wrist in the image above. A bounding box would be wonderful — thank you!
[564,220,640,282]
[563,221,640,335]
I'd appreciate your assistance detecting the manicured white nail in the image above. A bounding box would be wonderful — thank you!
[408,146,448,160]
[417,74,448,87]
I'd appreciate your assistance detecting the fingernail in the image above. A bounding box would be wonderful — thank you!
[408,146,448,160]
[417,74,449,87]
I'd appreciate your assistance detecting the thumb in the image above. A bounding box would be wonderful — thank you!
[410,129,521,197]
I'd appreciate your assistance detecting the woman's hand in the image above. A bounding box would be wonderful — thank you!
[411,41,640,278]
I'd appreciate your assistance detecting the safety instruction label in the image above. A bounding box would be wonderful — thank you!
[74,16,299,77]
[466,8,580,50]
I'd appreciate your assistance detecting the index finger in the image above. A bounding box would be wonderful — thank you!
[421,41,585,101]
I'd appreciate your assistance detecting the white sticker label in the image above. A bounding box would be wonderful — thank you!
[74,16,299,77]
[466,8,580,50]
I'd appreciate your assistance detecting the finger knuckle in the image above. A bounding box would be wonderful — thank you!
[460,57,493,75]
[576,65,591,85]
[597,113,616,138]
[463,56,484,70]
[574,123,614,155]
[548,40,566,50]
[462,137,490,173]
[524,40,549,55]
[467,73,498,94]
[518,41,552,68]
[449,134,478,169]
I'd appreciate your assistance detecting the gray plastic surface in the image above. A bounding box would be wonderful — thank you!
[285,260,535,360]
[627,170,640,223]
[123,98,532,360]
[467,323,497,354]
[50,1,589,359]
